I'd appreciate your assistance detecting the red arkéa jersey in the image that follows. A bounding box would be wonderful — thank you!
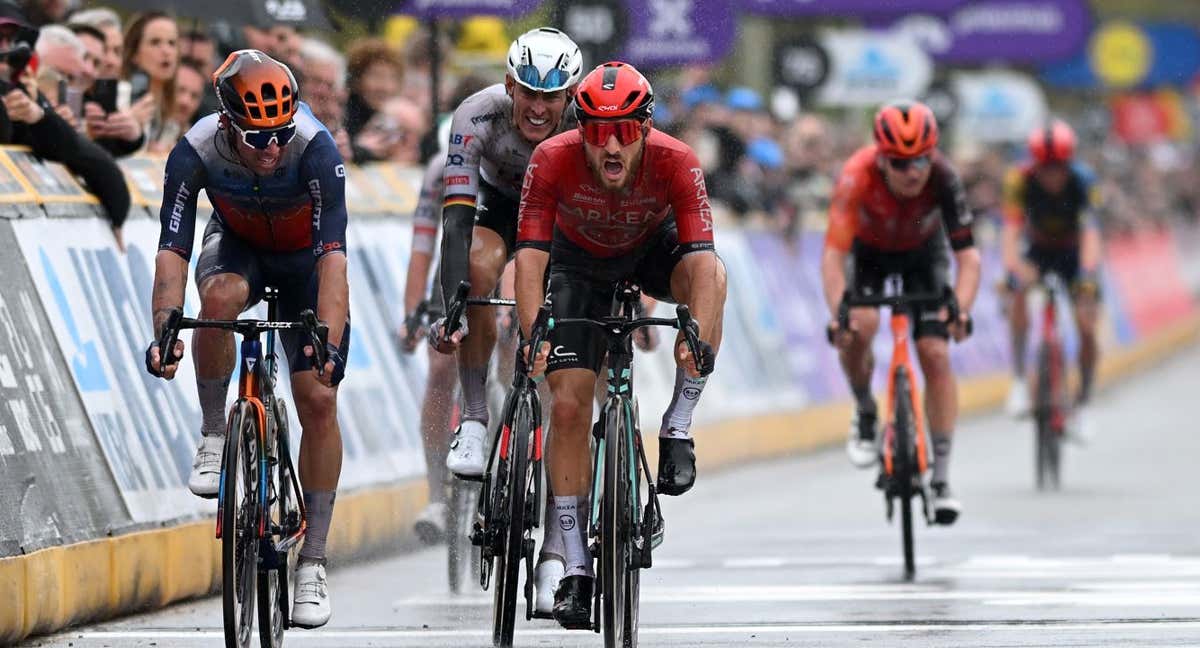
[825,145,974,253]
[516,129,715,259]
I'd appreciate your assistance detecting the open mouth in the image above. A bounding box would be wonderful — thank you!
[525,115,549,128]
[603,159,624,178]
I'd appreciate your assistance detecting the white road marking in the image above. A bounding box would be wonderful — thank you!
[69,620,1200,641]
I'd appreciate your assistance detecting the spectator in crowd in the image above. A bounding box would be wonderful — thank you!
[68,22,104,80]
[64,5,119,78]
[2,2,129,249]
[20,0,67,27]
[120,11,180,153]
[298,37,352,161]
[34,24,90,130]
[268,24,301,67]
[345,38,404,159]
[357,95,426,165]
[179,27,220,126]
[171,58,205,130]
[778,114,835,239]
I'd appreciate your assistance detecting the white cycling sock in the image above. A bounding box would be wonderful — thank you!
[555,496,592,578]
[660,367,706,439]
[197,375,230,437]
[540,490,565,562]
[931,433,953,484]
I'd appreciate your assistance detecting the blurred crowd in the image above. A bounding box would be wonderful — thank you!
[1,0,1197,247]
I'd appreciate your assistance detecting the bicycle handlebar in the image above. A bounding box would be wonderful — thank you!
[155,307,331,376]
[829,286,972,344]
[530,303,709,371]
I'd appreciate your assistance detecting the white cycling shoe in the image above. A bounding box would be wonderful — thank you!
[292,562,332,629]
[446,420,488,478]
[845,411,878,469]
[413,501,448,545]
[534,557,565,617]
[1005,378,1030,418]
[187,435,224,498]
[1068,402,1096,446]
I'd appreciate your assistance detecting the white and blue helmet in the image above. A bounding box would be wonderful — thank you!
[506,27,583,93]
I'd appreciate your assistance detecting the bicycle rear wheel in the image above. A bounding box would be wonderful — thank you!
[222,402,260,648]
[891,368,917,580]
[602,404,631,648]
[492,397,532,647]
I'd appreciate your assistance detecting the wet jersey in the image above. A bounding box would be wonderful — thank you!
[412,155,445,256]
[442,83,567,213]
[1002,162,1098,248]
[825,145,974,253]
[516,128,715,261]
[157,103,348,260]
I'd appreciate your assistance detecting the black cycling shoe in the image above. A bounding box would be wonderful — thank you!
[656,436,696,496]
[552,575,593,630]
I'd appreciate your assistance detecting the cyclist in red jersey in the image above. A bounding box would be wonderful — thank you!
[515,62,725,628]
[821,100,980,525]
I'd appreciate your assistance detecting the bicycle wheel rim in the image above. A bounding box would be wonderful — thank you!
[891,370,916,579]
[602,406,627,648]
[493,400,531,647]
[257,411,288,648]
[223,404,258,648]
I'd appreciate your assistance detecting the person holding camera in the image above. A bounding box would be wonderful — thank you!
[0,3,77,156]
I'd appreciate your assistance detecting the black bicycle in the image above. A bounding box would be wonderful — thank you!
[156,289,328,648]
[831,278,968,579]
[531,281,707,648]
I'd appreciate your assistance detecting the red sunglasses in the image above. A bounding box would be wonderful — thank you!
[580,119,645,147]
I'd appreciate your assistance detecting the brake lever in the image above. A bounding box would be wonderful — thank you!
[300,309,329,375]
[156,307,183,373]
[443,281,471,343]
[675,304,702,360]
[827,290,852,346]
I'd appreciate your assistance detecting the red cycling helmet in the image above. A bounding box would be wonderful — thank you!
[213,49,299,130]
[574,61,654,122]
[873,100,938,158]
[1028,120,1076,164]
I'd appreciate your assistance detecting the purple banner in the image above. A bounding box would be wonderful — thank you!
[622,0,736,69]
[742,0,960,16]
[869,0,1092,63]
[394,0,540,19]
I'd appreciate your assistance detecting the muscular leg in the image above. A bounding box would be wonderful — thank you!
[1009,287,1030,378]
[917,336,956,484]
[420,348,456,503]
[547,368,597,578]
[293,371,342,563]
[839,307,881,409]
[194,274,249,435]
[659,258,728,437]
[459,226,507,424]
[1073,292,1100,403]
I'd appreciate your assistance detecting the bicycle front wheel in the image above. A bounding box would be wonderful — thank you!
[222,401,260,648]
[1034,344,1064,491]
[891,368,917,580]
[602,403,632,648]
[258,398,297,648]
[492,397,532,647]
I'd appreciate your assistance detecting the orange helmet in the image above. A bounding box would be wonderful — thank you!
[574,61,654,122]
[873,100,938,158]
[213,49,299,130]
[1028,120,1076,164]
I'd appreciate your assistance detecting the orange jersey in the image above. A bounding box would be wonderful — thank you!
[825,145,974,253]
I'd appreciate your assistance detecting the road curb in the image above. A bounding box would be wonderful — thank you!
[5,314,1196,644]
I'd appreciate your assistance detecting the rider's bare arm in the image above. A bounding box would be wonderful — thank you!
[821,170,859,317]
[151,252,188,335]
[820,246,849,318]
[317,253,349,349]
[514,248,549,338]
[952,247,982,313]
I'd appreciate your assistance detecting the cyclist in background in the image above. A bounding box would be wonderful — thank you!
[821,100,979,524]
[516,61,725,628]
[144,50,348,628]
[1002,120,1102,441]
[424,27,582,614]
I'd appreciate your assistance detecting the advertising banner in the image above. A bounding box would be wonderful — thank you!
[1106,229,1195,338]
[1041,22,1200,90]
[0,220,129,556]
[394,0,540,19]
[872,0,1091,64]
[815,30,933,108]
[622,0,737,69]
[743,0,960,15]
[951,70,1049,144]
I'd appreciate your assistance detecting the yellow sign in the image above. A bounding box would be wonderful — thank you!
[1,148,99,204]
[0,146,36,204]
[1090,21,1153,89]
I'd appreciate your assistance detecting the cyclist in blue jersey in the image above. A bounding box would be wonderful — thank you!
[144,49,348,629]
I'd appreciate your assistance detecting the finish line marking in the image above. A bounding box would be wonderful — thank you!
[69,620,1200,641]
